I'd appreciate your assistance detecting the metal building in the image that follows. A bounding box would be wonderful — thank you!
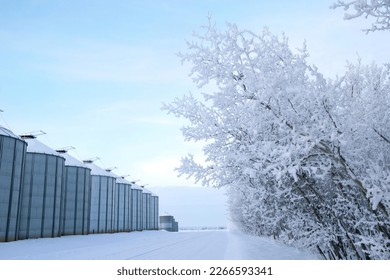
[0,126,27,242]
[173,220,179,232]
[57,150,91,236]
[160,215,179,232]
[18,136,65,240]
[83,160,116,234]
[113,175,132,233]
[130,183,143,231]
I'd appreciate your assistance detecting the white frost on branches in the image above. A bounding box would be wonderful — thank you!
[162,20,390,259]
[331,0,390,32]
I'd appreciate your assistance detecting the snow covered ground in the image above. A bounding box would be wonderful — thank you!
[0,230,317,260]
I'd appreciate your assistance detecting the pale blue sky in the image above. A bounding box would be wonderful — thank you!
[0,1,388,226]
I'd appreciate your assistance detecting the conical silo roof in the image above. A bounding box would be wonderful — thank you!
[115,176,132,185]
[109,172,138,186]
[22,136,64,157]
[150,191,158,197]
[141,187,152,194]
[143,188,158,197]
[131,183,144,191]
[57,151,90,169]
[83,161,116,177]
[0,126,23,139]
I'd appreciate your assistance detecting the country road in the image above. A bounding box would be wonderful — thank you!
[0,230,317,260]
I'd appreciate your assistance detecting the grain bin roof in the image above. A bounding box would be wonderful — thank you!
[131,183,144,191]
[0,126,23,140]
[116,176,132,185]
[144,188,157,196]
[23,137,64,157]
[141,187,152,194]
[58,151,90,169]
[83,161,116,177]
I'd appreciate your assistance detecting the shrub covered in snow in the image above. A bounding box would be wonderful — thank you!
[163,19,390,259]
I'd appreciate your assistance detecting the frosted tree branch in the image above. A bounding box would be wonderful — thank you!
[163,19,390,259]
[331,0,390,32]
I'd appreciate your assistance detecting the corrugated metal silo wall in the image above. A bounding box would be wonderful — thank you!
[114,182,132,232]
[130,188,137,231]
[156,197,159,230]
[89,175,115,234]
[0,134,27,242]
[136,189,143,231]
[18,153,65,240]
[61,166,91,236]
[149,195,159,230]
[149,196,155,230]
[130,188,142,231]
[152,196,159,230]
[142,192,151,230]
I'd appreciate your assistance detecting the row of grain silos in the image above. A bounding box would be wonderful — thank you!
[0,126,159,242]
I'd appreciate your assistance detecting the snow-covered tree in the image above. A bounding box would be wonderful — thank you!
[331,0,390,32]
[330,62,390,259]
[163,20,390,259]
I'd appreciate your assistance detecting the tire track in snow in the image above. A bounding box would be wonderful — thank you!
[124,233,208,260]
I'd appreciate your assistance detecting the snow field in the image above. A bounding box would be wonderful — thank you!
[0,230,316,260]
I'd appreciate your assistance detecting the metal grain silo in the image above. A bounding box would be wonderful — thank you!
[150,193,159,230]
[18,135,65,240]
[130,183,143,231]
[0,126,27,242]
[83,160,116,234]
[113,175,132,233]
[57,150,91,236]
[148,192,156,230]
[141,187,151,230]
[143,189,159,230]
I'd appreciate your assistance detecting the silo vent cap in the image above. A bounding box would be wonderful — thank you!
[20,134,36,139]
[82,157,100,164]
[56,146,75,154]
[105,167,117,172]
[20,130,46,139]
